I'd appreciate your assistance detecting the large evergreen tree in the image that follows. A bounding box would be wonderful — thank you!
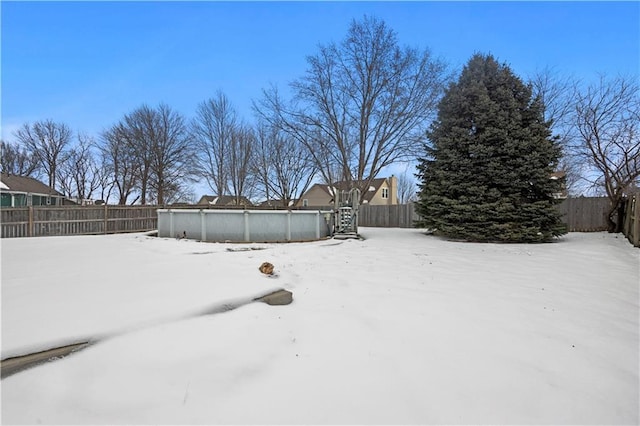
[416,54,566,242]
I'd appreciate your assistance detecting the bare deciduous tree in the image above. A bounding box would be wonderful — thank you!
[227,124,256,205]
[91,156,115,204]
[396,165,417,204]
[57,134,102,202]
[121,105,156,204]
[253,125,275,203]
[253,124,316,206]
[531,67,576,140]
[148,104,197,205]
[160,183,196,205]
[530,68,584,195]
[192,92,236,197]
[572,75,640,232]
[106,104,196,205]
[256,16,449,197]
[100,124,140,205]
[14,119,72,190]
[1,140,39,176]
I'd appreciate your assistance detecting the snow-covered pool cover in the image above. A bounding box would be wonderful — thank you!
[1,228,638,424]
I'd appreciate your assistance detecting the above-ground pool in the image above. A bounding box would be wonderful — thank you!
[157,209,332,243]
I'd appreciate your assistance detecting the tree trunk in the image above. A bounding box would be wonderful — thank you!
[616,198,627,233]
[606,199,625,233]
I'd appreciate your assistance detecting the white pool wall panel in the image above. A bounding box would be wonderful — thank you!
[157,209,331,242]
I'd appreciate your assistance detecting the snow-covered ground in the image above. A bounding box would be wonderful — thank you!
[1,228,638,424]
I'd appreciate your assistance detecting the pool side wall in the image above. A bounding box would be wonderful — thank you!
[157,209,332,242]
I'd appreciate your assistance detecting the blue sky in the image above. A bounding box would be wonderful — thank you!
[2,1,639,143]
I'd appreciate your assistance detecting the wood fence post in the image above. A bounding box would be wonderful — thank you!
[104,204,108,234]
[633,195,640,247]
[28,206,33,237]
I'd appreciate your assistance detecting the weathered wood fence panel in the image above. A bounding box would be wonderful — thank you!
[0,208,30,238]
[358,203,420,228]
[1,206,158,238]
[555,197,610,232]
[105,206,158,234]
[358,198,613,232]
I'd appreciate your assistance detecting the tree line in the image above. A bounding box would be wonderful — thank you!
[1,15,638,234]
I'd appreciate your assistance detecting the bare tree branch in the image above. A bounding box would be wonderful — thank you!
[227,123,256,204]
[572,74,640,231]
[148,104,197,205]
[192,91,236,197]
[1,140,39,176]
[57,133,102,202]
[530,68,584,195]
[14,119,72,190]
[100,124,139,205]
[252,123,317,206]
[255,16,449,198]
[396,164,417,204]
[103,104,196,205]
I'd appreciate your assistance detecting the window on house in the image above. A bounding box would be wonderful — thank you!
[14,194,27,207]
[1,193,12,207]
[381,188,389,199]
[302,199,309,207]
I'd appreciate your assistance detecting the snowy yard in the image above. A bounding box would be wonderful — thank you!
[1,228,638,424]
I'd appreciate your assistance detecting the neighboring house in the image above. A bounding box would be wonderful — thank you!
[197,195,253,207]
[296,176,398,207]
[0,173,69,207]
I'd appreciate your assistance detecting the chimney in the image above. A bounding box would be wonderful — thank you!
[389,175,397,205]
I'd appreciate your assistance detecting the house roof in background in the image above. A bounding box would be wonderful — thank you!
[0,173,63,196]
[259,199,296,207]
[309,177,389,203]
[198,195,253,206]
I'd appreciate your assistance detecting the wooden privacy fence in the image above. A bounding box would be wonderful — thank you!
[358,203,420,228]
[300,203,420,228]
[0,205,158,238]
[0,203,422,237]
[555,197,610,232]
[0,197,635,241]
[551,195,639,246]
[361,198,615,232]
